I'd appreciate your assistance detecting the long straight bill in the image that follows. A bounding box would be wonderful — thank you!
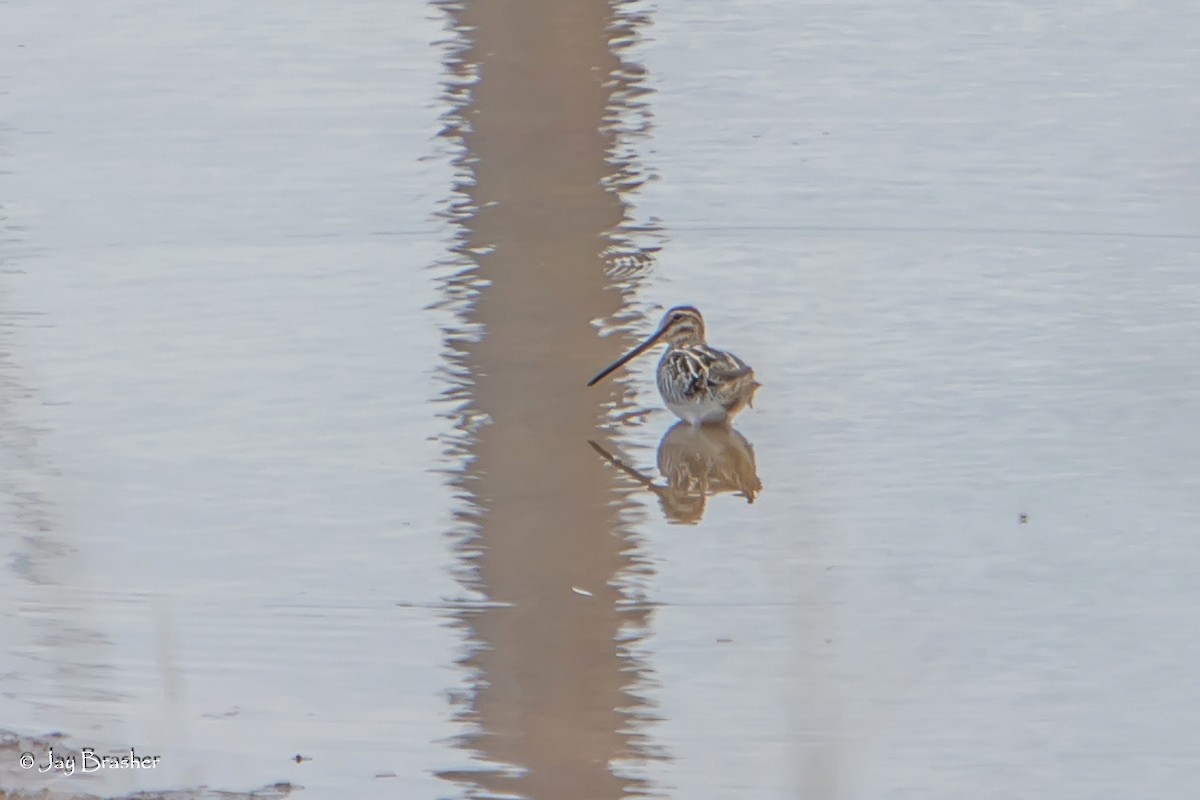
[586,327,668,386]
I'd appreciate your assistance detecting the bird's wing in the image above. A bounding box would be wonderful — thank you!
[703,350,753,385]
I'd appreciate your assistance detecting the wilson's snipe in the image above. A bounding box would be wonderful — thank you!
[588,306,759,426]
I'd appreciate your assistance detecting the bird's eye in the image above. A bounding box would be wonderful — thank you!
[672,314,683,321]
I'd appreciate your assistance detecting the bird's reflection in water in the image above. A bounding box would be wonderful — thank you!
[591,422,762,524]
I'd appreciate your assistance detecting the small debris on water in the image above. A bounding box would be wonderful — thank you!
[202,706,241,719]
[571,586,593,597]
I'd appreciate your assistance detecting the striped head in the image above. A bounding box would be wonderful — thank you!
[656,306,706,347]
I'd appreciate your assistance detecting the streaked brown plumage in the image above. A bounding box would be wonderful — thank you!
[588,306,759,426]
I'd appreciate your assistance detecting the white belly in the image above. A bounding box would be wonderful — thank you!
[664,397,729,426]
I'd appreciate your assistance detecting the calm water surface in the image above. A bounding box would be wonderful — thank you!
[2,1,1198,799]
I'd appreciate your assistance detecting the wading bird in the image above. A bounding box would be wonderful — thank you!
[587,306,759,426]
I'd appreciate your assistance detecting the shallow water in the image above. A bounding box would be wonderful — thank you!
[3,1,1199,798]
